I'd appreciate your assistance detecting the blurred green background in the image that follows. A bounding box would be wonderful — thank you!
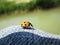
[0,0,60,35]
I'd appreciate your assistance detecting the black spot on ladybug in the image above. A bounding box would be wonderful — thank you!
[24,22,25,23]
[21,24,23,26]
[25,24,26,26]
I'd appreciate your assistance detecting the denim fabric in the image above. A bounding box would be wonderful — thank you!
[0,32,60,45]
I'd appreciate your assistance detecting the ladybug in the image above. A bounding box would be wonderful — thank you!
[21,21,33,29]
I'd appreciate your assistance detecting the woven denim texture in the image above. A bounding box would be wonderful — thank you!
[0,32,60,45]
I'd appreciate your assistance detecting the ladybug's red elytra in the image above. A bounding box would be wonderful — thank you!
[21,21,33,29]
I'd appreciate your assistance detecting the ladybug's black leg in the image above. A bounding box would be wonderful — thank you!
[23,27,27,29]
